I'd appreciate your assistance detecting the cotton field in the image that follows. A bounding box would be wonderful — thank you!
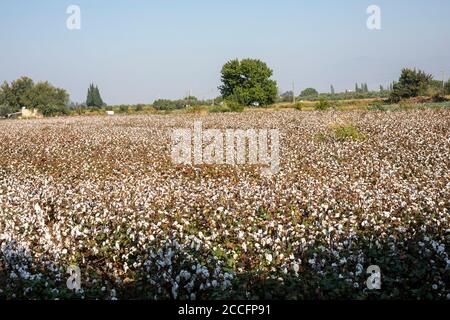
[0,109,449,300]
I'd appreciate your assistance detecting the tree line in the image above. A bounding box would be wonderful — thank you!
[0,78,107,117]
[1,60,449,118]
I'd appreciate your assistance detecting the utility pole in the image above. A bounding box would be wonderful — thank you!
[441,69,445,96]
[292,81,296,104]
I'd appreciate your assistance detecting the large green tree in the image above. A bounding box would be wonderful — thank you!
[25,82,69,111]
[0,77,34,111]
[390,68,433,102]
[219,59,278,106]
[86,84,95,107]
[0,77,69,116]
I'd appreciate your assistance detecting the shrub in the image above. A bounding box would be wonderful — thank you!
[226,100,244,112]
[185,105,206,114]
[397,100,413,110]
[314,132,328,142]
[367,105,387,111]
[431,93,447,103]
[331,124,365,141]
[39,105,70,117]
[119,105,129,113]
[369,100,384,107]
[209,106,231,113]
[367,100,387,111]
[315,124,365,142]
[294,102,304,111]
[0,104,15,117]
[314,99,332,111]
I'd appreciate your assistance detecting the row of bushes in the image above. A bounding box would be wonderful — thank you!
[64,98,450,117]
[295,91,391,102]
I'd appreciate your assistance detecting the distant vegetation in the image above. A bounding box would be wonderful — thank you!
[0,65,448,118]
[0,77,69,117]
[355,82,370,93]
[300,88,319,99]
[152,96,213,111]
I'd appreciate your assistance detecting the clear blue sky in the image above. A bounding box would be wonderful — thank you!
[0,0,449,104]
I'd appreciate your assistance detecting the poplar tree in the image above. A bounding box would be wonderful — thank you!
[86,84,105,108]
[86,84,95,107]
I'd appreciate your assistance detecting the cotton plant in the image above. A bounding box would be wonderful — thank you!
[0,109,448,299]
